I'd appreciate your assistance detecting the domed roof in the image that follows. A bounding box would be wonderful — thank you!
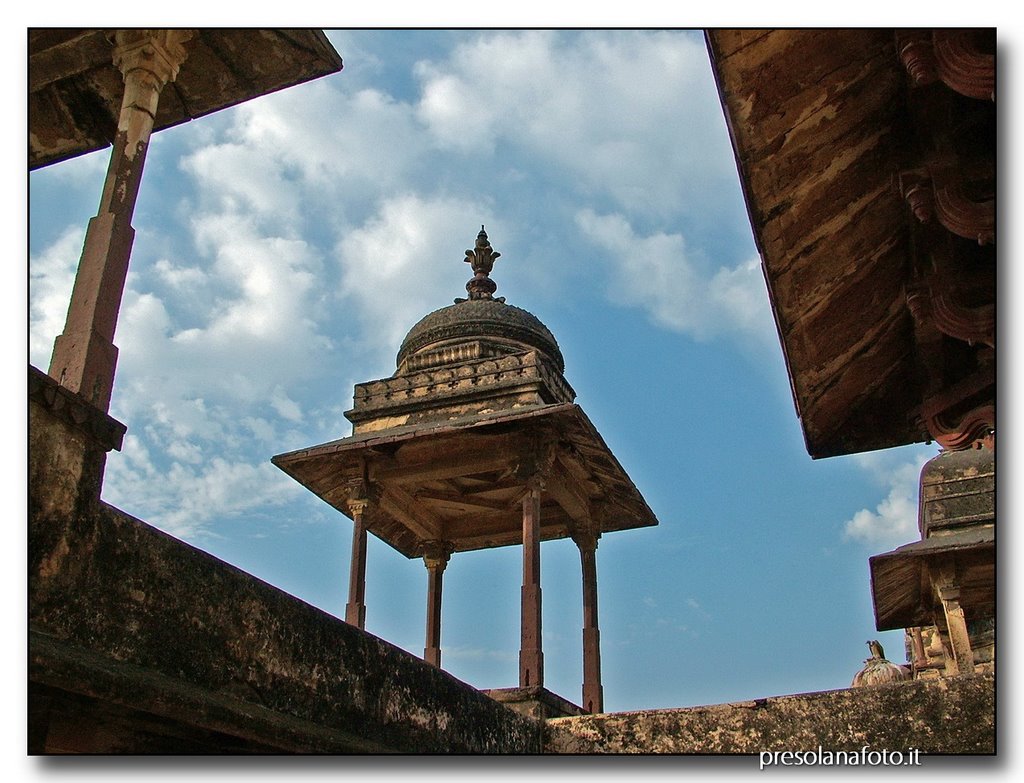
[397,298,564,373]
[396,226,565,374]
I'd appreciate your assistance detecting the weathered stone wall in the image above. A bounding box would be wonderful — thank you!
[29,375,540,754]
[545,675,995,754]
[28,366,996,755]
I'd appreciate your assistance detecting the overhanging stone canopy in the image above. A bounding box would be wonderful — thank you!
[273,228,658,714]
[706,29,995,458]
[30,29,343,170]
[273,402,657,557]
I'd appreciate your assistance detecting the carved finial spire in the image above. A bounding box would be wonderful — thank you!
[458,225,505,303]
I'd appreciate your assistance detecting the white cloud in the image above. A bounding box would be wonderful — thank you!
[179,80,427,230]
[105,453,300,541]
[575,209,773,343]
[28,226,83,368]
[336,193,492,361]
[414,30,730,217]
[154,258,207,289]
[841,449,936,547]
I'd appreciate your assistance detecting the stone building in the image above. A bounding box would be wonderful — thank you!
[705,28,995,680]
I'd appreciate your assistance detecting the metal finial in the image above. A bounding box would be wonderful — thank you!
[456,225,504,303]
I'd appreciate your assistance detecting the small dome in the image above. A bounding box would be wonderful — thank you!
[397,298,565,373]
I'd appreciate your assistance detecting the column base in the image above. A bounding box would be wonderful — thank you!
[481,686,585,721]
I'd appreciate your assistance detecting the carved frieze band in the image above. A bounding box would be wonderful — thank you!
[353,350,575,412]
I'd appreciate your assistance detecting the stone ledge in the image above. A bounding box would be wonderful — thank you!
[29,364,126,452]
[544,675,996,754]
[483,686,586,721]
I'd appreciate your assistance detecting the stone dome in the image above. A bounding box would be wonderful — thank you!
[397,298,565,374]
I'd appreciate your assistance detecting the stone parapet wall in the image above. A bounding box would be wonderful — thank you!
[544,675,995,754]
[348,350,575,431]
[30,496,541,753]
[353,350,574,412]
[29,380,540,753]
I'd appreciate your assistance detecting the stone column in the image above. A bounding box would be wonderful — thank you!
[573,530,603,713]
[48,30,192,412]
[422,541,453,668]
[935,584,975,676]
[519,478,544,688]
[930,560,975,676]
[345,498,369,629]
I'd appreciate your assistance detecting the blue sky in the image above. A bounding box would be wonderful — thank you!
[28,28,944,713]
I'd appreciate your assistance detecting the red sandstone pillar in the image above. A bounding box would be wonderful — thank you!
[345,499,369,629]
[48,30,192,412]
[520,480,544,688]
[574,530,603,713]
[422,542,453,668]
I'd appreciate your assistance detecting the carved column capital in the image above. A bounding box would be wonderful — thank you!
[346,496,370,518]
[421,540,454,571]
[570,527,600,553]
[112,29,194,86]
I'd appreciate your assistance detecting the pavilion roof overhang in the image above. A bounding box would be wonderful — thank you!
[29,29,343,170]
[705,29,995,458]
[868,527,994,630]
[272,403,659,558]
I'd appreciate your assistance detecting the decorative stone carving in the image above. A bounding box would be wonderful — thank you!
[460,225,504,302]
[896,29,994,101]
[923,403,995,451]
[898,165,994,246]
[851,641,911,687]
[933,30,995,102]
[896,30,939,86]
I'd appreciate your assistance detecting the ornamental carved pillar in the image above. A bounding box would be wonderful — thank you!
[930,561,975,676]
[572,528,603,714]
[422,540,453,668]
[519,476,544,688]
[345,497,370,629]
[48,30,193,412]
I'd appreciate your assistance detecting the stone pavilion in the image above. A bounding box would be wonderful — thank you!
[273,227,659,716]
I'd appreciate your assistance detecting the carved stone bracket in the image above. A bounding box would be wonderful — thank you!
[932,166,995,246]
[918,365,995,451]
[924,403,995,451]
[420,540,455,572]
[898,166,994,245]
[896,29,994,101]
[906,274,994,349]
[896,30,939,87]
[897,169,935,223]
[933,30,995,102]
